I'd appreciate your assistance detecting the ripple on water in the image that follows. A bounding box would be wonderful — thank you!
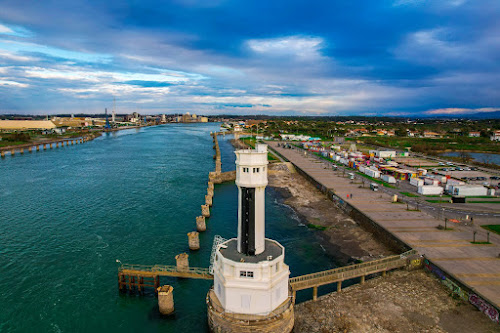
[0,123,337,332]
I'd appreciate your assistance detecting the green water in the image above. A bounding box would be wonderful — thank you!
[0,123,336,332]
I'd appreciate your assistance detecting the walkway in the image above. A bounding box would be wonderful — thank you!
[267,141,500,308]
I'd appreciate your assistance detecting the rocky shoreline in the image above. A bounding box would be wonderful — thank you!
[267,163,394,266]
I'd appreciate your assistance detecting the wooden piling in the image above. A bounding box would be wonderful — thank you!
[337,281,342,292]
[360,275,365,284]
[205,194,213,207]
[188,231,200,250]
[201,204,210,218]
[157,285,175,315]
[175,253,189,272]
[20,148,24,154]
[10,149,15,156]
[313,286,318,301]
[196,216,206,232]
[28,146,32,153]
[1,151,5,158]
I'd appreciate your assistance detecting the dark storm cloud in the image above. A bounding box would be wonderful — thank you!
[0,0,498,115]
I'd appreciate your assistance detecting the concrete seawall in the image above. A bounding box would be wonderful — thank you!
[267,142,500,325]
[0,133,101,159]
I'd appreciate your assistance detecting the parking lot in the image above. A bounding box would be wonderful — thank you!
[394,157,440,167]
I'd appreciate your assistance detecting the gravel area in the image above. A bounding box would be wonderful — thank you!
[294,270,500,333]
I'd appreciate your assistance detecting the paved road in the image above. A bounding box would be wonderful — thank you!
[267,141,500,309]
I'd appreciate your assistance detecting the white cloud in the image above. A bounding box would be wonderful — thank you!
[393,0,467,7]
[0,24,13,34]
[246,36,325,60]
[0,80,28,88]
[425,107,500,115]
[0,50,37,62]
[24,67,203,83]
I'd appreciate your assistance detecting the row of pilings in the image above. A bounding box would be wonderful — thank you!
[0,133,100,159]
[185,132,221,252]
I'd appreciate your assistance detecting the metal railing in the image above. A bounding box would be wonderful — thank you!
[290,250,417,290]
[119,263,212,277]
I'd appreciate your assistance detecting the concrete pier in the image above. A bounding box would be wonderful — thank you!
[205,194,213,207]
[196,216,207,232]
[201,204,210,218]
[157,285,175,315]
[175,253,189,272]
[188,231,200,250]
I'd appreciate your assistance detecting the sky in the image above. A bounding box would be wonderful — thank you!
[0,0,499,116]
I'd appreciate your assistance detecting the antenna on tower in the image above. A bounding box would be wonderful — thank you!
[112,97,116,123]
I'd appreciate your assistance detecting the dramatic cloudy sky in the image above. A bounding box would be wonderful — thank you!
[0,0,499,116]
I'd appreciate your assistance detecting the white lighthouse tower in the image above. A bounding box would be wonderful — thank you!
[207,144,294,332]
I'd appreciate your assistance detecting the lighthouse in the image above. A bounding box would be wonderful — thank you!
[207,144,294,332]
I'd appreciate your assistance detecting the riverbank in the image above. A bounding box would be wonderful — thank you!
[0,124,148,152]
[293,270,500,333]
[267,163,394,266]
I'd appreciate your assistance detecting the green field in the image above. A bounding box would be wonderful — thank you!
[242,138,279,161]
[360,136,500,154]
[481,225,500,235]
[400,192,419,197]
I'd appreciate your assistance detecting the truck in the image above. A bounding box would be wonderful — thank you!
[410,178,424,187]
[381,174,396,184]
[451,185,489,197]
[370,183,379,191]
[417,186,444,195]
[364,168,381,178]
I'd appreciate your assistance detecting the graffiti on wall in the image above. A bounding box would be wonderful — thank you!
[424,259,468,302]
[469,294,500,323]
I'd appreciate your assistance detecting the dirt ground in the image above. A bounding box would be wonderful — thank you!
[268,163,394,265]
[293,270,500,333]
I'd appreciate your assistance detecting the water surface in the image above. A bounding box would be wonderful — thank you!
[0,124,335,332]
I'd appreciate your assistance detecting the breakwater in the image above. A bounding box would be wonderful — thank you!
[185,132,237,253]
[0,133,100,158]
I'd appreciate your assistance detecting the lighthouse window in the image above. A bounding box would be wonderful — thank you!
[242,167,249,173]
[253,168,259,173]
[239,270,254,278]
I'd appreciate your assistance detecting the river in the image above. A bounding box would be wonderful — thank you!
[441,151,500,165]
[0,123,336,332]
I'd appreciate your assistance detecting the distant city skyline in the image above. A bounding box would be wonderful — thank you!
[0,0,499,116]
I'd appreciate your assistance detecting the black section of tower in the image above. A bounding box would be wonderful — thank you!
[239,187,256,256]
